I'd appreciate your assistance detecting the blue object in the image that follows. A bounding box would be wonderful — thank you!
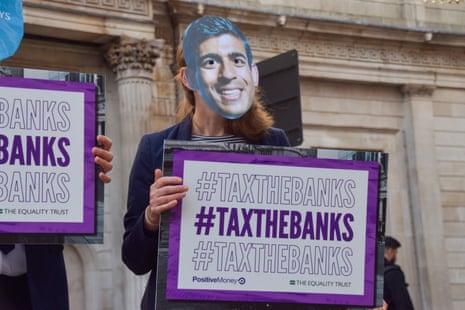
[0,0,24,61]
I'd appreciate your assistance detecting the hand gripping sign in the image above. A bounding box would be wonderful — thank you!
[0,0,24,61]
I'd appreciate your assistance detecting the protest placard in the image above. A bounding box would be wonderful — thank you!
[0,68,105,243]
[156,141,387,309]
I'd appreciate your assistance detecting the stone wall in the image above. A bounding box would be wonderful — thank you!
[434,88,465,310]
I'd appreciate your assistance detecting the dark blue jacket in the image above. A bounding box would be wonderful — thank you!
[122,115,290,309]
[25,244,69,310]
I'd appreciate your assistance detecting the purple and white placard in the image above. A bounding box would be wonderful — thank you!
[166,149,379,306]
[0,76,96,234]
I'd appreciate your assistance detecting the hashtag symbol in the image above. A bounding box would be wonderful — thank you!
[194,206,216,235]
[195,171,217,201]
[192,240,214,271]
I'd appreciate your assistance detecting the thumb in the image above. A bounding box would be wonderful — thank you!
[154,168,163,182]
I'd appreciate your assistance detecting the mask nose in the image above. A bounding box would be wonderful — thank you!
[219,61,236,80]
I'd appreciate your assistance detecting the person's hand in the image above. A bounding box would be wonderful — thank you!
[92,135,113,183]
[145,169,188,231]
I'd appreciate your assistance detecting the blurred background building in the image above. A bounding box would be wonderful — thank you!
[1,0,465,309]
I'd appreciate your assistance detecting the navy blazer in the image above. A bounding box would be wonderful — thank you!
[122,115,290,309]
[25,244,69,310]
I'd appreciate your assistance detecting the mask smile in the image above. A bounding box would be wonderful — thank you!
[218,87,242,101]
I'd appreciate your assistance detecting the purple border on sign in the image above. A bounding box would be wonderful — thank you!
[167,149,379,306]
[0,76,96,234]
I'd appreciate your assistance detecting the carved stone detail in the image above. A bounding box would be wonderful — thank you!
[402,84,435,98]
[46,0,149,15]
[105,36,164,75]
[248,35,465,69]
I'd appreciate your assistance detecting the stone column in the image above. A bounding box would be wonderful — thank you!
[402,84,452,310]
[105,35,164,310]
[106,35,164,178]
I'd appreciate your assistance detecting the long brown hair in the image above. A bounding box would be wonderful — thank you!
[174,42,274,141]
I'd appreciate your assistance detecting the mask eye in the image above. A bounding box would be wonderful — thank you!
[234,57,246,66]
[201,58,217,69]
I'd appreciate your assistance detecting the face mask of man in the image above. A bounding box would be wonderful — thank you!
[182,17,259,119]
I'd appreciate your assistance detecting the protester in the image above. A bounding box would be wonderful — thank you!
[383,236,415,310]
[122,15,290,309]
[0,135,113,310]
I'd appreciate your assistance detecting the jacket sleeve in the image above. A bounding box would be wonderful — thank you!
[122,134,163,275]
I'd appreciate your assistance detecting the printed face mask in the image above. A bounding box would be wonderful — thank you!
[194,34,257,119]
[182,17,258,119]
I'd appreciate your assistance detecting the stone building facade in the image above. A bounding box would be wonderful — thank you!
[1,0,465,309]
